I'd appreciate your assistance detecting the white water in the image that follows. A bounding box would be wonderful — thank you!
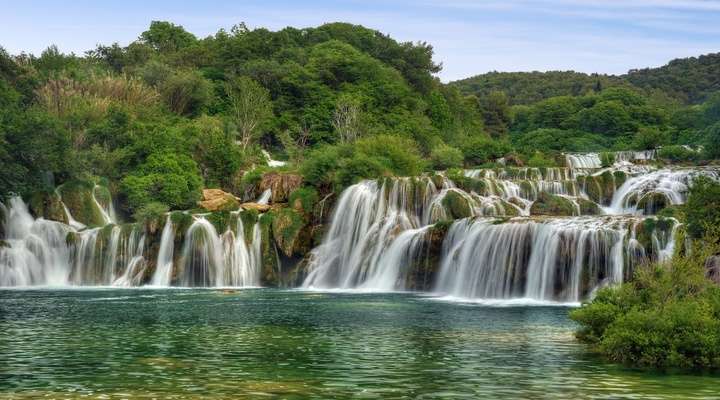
[178,215,261,287]
[1,197,262,288]
[256,189,272,205]
[150,215,175,286]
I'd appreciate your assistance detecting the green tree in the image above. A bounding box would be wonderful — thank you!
[139,21,197,53]
[121,153,203,211]
[480,90,511,137]
[225,76,272,150]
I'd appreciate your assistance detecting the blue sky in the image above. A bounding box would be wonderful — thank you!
[2,0,719,81]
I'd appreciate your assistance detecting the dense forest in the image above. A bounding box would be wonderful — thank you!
[1,21,719,219]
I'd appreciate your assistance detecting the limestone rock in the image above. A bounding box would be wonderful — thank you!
[198,189,240,212]
[241,202,272,212]
[259,172,303,203]
[530,193,576,216]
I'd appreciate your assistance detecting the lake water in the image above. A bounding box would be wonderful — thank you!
[1,289,718,399]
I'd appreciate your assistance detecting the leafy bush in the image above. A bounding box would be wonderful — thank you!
[526,151,557,168]
[132,201,169,222]
[289,187,319,213]
[685,176,720,239]
[570,238,720,369]
[460,135,510,166]
[121,153,203,211]
[430,143,464,170]
[658,145,699,162]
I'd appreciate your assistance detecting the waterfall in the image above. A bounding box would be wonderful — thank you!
[178,214,262,287]
[606,168,719,215]
[1,196,262,288]
[150,215,175,286]
[92,184,117,225]
[256,189,272,205]
[434,217,633,302]
[566,153,601,169]
[302,178,437,290]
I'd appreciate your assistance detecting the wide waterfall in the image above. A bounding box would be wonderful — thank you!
[0,196,263,288]
[303,151,719,301]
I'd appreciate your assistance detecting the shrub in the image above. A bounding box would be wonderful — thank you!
[289,187,319,214]
[685,176,720,239]
[526,151,557,168]
[658,145,699,162]
[132,201,169,222]
[460,135,510,166]
[430,143,464,170]
[121,153,203,211]
[570,235,720,369]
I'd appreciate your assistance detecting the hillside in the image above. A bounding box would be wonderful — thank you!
[450,52,720,105]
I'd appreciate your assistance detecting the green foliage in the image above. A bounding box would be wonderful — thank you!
[132,202,169,223]
[289,187,319,214]
[159,69,211,116]
[139,21,197,53]
[633,126,668,150]
[570,235,720,369]
[430,143,464,170]
[685,176,720,239]
[121,153,203,211]
[704,122,720,159]
[658,145,699,162]
[526,151,557,168]
[460,135,510,166]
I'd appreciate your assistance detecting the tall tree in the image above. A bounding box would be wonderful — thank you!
[224,76,272,150]
[332,95,362,143]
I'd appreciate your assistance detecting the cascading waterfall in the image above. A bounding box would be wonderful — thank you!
[302,178,439,290]
[177,214,262,287]
[434,217,633,302]
[606,168,720,215]
[0,196,263,288]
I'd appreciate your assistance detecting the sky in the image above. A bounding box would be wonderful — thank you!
[1,0,719,82]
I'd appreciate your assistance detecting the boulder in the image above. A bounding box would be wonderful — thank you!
[259,172,303,203]
[705,255,720,285]
[198,189,240,212]
[530,193,576,216]
[28,191,68,224]
[441,190,474,219]
[241,202,272,212]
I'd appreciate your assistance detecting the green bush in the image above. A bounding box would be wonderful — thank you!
[430,143,464,170]
[460,135,510,166]
[132,201,169,222]
[526,151,557,168]
[658,145,699,162]
[685,176,720,239]
[570,240,720,369]
[289,187,319,213]
[121,153,203,211]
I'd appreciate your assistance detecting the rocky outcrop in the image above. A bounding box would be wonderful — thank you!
[241,202,272,212]
[57,180,109,227]
[259,172,303,203]
[441,190,474,219]
[530,193,576,216]
[28,190,68,224]
[198,189,240,212]
[705,255,720,285]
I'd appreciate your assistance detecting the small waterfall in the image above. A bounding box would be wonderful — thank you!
[1,196,262,288]
[178,214,262,287]
[150,215,175,286]
[256,189,272,205]
[566,153,601,169]
[0,197,73,286]
[92,184,117,225]
[606,168,719,215]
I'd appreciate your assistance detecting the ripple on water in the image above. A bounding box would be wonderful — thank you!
[1,289,719,399]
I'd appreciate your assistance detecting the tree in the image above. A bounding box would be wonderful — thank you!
[139,21,196,53]
[480,90,511,137]
[121,153,203,211]
[332,95,362,143]
[224,76,272,150]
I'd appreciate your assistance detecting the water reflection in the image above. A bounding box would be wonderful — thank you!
[0,289,718,399]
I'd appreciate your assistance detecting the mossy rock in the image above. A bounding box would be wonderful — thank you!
[239,209,259,243]
[430,174,446,190]
[578,198,601,215]
[637,192,669,214]
[499,199,521,216]
[28,190,68,224]
[288,187,318,214]
[205,211,234,234]
[270,208,307,258]
[530,193,576,216]
[57,180,108,227]
[258,213,280,286]
[441,190,474,219]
